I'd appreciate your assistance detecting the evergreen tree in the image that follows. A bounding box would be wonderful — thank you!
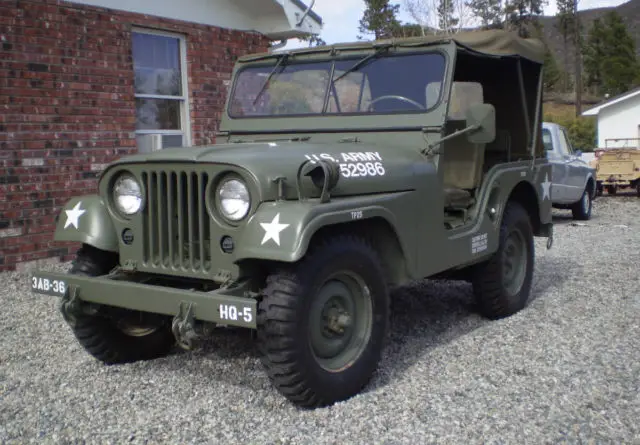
[583,12,638,96]
[600,11,638,95]
[437,0,459,33]
[397,23,427,37]
[543,43,563,91]
[467,0,504,29]
[504,0,546,37]
[582,18,606,95]
[358,0,402,39]
[555,0,576,92]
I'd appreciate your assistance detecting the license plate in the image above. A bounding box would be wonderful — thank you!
[30,275,68,297]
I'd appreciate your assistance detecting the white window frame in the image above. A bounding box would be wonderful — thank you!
[132,27,192,148]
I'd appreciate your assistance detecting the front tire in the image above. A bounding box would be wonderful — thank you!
[257,235,390,408]
[63,245,175,364]
[571,186,592,220]
[471,202,534,319]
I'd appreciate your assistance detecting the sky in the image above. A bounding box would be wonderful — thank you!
[283,0,630,50]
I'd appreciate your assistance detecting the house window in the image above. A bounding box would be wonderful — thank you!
[132,29,190,152]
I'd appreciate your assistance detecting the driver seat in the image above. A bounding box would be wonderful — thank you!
[440,119,487,211]
[437,82,487,212]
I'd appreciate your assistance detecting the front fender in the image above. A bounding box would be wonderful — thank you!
[54,195,119,252]
[233,192,412,264]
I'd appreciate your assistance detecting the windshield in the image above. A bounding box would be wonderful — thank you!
[228,52,446,118]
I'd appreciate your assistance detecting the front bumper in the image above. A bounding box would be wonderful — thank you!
[30,271,257,329]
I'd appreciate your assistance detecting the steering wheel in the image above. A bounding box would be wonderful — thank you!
[367,95,425,111]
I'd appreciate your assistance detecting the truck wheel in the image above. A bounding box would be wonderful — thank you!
[471,202,534,319]
[257,235,389,408]
[606,185,617,195]
[636,181,640,197]
[571,187,592,220]
[64,245,175,364]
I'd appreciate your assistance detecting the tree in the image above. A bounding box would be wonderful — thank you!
[504,0,547,37]
[600,11,638,96]
[397,22,428,37]
[404,0,434,34]
[403,0,472,34]
[358,0,402,39]
[299,34,327,47]
[437,0,459,32]
[466,0,504,29]
[543,42,562,91]
[555,0,576,92]
[583,12,639,97]
[582,18,605,95]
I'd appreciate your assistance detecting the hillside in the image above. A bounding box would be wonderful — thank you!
[537,0,640,80]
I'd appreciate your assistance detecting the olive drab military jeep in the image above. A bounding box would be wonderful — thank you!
[30,29,553,408]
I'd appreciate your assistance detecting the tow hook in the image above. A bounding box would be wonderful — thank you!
[172,302,199,350]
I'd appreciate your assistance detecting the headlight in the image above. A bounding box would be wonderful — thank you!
[218,178,250,221]
[113,173,143,216]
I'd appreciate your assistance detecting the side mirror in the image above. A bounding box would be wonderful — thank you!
[465,103,496,144]
[574,150,583,157]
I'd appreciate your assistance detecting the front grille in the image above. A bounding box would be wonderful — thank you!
[141,170,211,272]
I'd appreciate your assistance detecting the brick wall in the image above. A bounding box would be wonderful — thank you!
[0,0,271,271]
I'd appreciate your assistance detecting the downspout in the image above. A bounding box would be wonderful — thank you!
[296,0,316,26]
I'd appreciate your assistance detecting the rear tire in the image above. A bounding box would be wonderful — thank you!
[64,245,175,364]
[606,185,617,195]
[257,235,390,408]
[471,202,534,319]
[571,186,592,220]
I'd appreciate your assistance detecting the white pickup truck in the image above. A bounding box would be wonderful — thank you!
[542,122,598,220]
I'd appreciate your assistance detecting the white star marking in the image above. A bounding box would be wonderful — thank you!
[260,213,290,246]
[64,201,86,229]
[541,174,552,201]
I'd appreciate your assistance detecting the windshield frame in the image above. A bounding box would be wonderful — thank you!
[225,49,449,120]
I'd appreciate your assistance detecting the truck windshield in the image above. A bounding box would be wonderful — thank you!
[228,52,446,118]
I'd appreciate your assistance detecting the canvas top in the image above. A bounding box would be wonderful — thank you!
[239,29,546,65]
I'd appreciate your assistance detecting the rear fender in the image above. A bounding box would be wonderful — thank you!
[54,195,119,252]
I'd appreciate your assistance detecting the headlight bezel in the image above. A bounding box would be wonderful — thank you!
[209,173,252,225]
[110,171,145,218]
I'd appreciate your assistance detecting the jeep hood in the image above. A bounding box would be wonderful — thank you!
[107,141,424,199]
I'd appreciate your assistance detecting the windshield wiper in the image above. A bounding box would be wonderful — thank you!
[331,45,390,84]
[253,54,289,105]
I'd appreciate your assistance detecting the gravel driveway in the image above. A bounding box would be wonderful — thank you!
[1,194,639,444]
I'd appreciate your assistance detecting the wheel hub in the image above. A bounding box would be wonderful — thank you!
[309,272,373,371]
[501,229,527,296]
[582,192,589,213]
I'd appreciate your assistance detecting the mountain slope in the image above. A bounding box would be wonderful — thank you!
[537,0,640,78]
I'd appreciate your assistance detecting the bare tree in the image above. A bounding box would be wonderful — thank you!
[403,0,475,34]
[403,0,436,34]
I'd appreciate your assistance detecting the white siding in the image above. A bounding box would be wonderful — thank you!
[597,93,640,149]
[66,0,321,39]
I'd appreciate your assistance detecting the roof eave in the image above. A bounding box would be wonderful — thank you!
[581,87,640,117]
